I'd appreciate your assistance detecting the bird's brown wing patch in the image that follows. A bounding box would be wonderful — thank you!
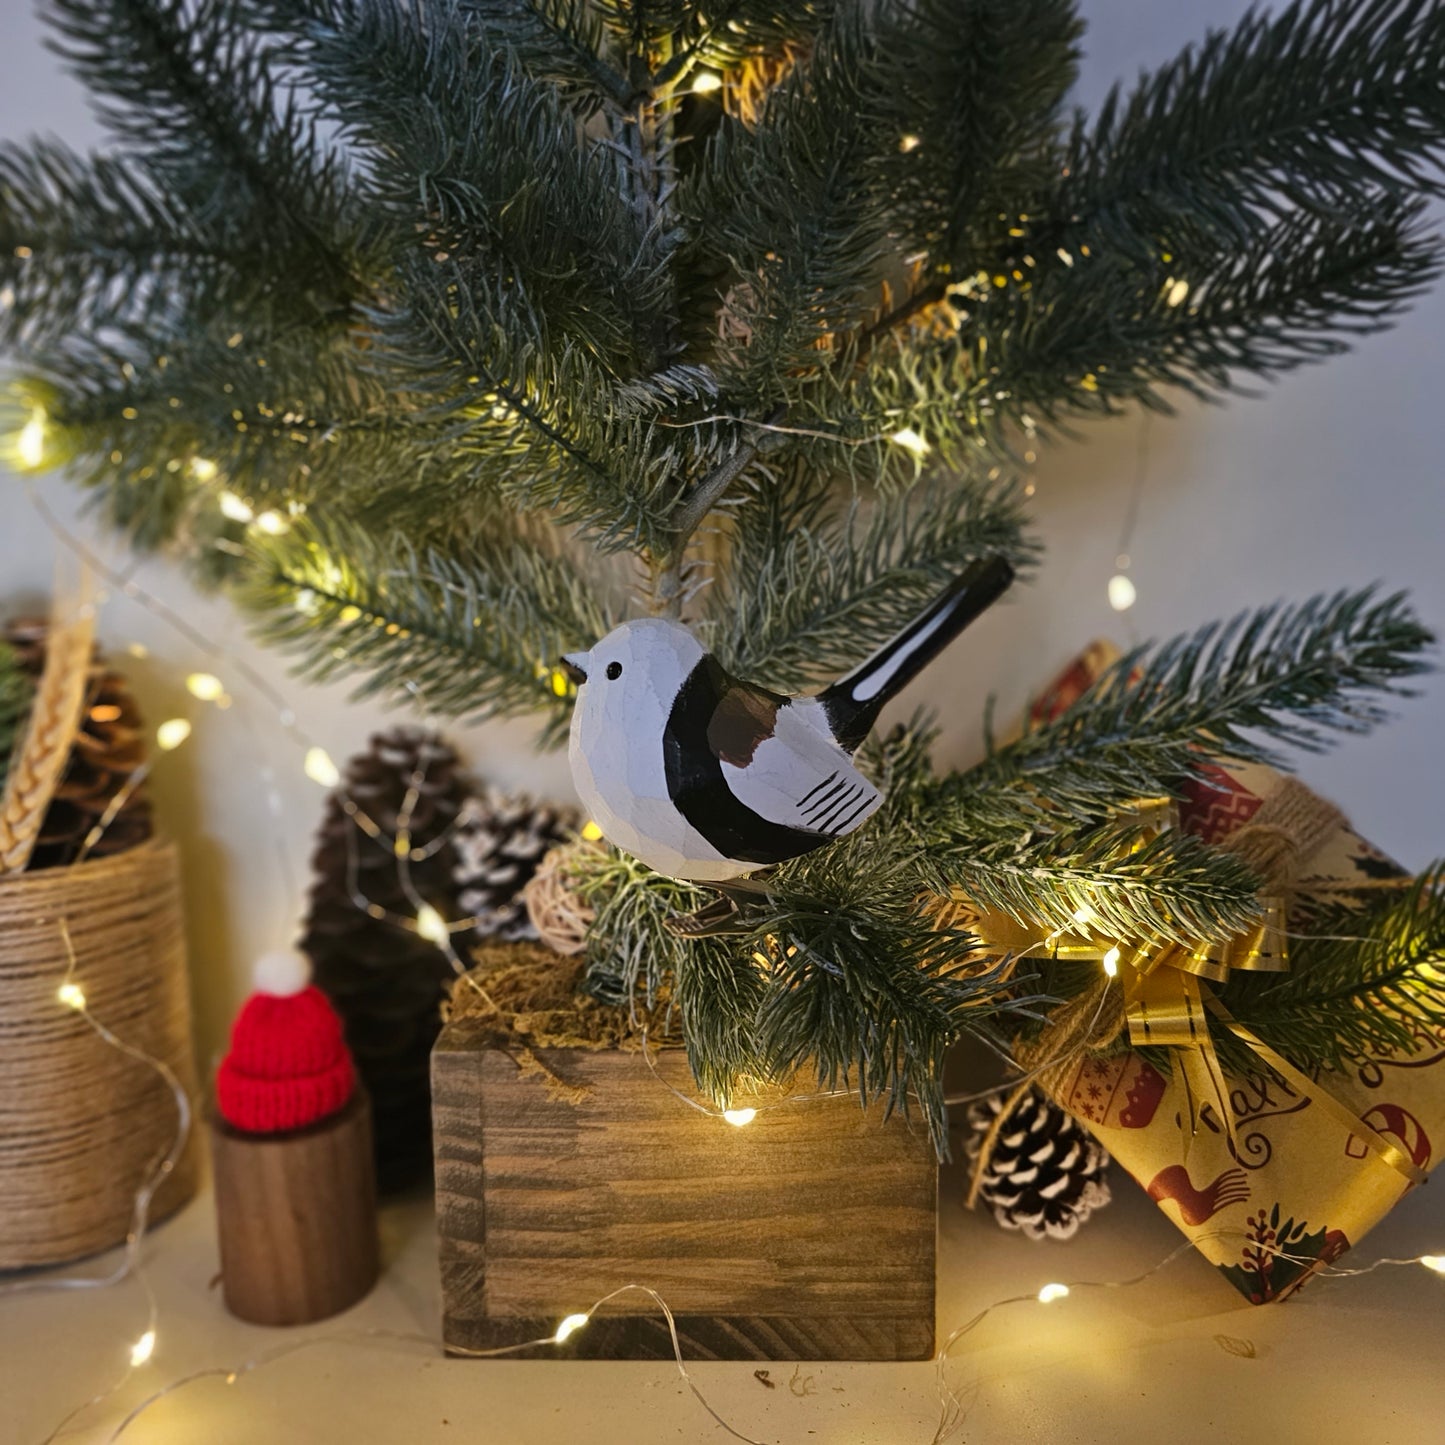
[707,684,782,767]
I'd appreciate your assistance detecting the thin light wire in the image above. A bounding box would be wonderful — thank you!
[83,1284,770,1445]
[25,486,433,896]
[0,921,192,1306]
[928,1229,1444,1443]
[1114,410,1152,571]
[0,919,190,1445]
[32,1223,1445,1445]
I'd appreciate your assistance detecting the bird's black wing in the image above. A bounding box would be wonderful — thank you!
[663,659,834,867]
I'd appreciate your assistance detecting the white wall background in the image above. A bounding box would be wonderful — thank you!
[2,0,1442,1064]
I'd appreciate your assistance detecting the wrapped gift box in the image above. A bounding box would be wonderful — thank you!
[1024,651,1439,1303]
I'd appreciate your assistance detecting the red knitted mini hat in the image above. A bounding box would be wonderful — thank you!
[217,951,355,1134]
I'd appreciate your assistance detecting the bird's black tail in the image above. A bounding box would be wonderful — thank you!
[819,555,1014,752]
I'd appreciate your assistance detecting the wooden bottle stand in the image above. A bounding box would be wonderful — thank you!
[211,1092,380,1326]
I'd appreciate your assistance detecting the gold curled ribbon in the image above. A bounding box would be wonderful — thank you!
[1117,895,1289,1154]
[1207,999,1427,1187]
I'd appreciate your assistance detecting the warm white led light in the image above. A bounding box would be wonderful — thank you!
[129,1330,156,1367]
[415,905,450,947]
[553,1312,590,1343]
[1102,947,1121,978]
[691,71,722,94]
[185,672,225,702]
[1108,573,1137,612]
[16,409,46,469]
[218,491,255,523]
[1037,1282,1070,1304]
[1420,1254,1445,1274]
[57,981,87,1011]
[253,509,289,535]
[722,1108,757,1128]
[890,427,930,457]
[304,747,341,788]
[190,458,219,483]
[155,718,192,752]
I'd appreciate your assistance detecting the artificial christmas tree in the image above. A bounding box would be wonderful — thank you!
[0,0,1442,1160]
[302,726,467,1192]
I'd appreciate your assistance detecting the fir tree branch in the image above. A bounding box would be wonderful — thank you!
[705,466,1033,689]
[301,0,673,375]
[1219,865,1445,1076]
[980,196,1443,421]
[868,0,1080,271]
[43,0,360,308]
[758,822,1029,1152]
[936,824,1263,947]
[458,0,635,109]
[238,515,617,744]
[0,142,240,346]
[1053,0,1445,263]
[683,5,897,398]
[0,641,34,792]
[947,588,1435,838]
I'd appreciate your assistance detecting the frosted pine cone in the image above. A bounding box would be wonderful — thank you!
[453,789,578,943]
[965,1088,1112,1241]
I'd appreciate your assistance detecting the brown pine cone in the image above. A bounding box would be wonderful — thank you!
[301,726,468,1193]
[4,619,154,869]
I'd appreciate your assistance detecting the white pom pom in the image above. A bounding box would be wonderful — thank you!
[252,949,312,997]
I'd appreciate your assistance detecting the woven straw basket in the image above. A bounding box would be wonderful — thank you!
[0,838,200,1268]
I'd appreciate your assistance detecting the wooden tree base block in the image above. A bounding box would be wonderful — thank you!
[211,1093,380,1327]
[434,1017,937,1361]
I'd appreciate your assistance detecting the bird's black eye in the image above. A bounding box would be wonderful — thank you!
[606,661,623,680]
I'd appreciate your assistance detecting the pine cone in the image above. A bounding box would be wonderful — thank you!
[4,619,154,869]
[301,726,467,1193]
[453,789,579,944]
[965,1089,1112,1241]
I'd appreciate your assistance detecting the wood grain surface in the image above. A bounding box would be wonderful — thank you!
[211,1092,380,1327]
[434,1017,936,1360]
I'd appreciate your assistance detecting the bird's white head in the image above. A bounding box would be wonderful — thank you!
[563,619,709,867]
[563,617,706,756]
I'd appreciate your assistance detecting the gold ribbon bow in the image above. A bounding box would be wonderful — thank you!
[1119,892,1290,1151]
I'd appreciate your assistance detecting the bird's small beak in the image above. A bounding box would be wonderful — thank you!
[560,652,589,686]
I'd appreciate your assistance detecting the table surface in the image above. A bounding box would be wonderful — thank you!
[4,1161,1443,1445]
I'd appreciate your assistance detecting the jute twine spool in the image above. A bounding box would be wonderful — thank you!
[523,843,597,958]
[0,837,199,1267]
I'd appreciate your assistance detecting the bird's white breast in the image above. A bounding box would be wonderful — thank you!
[567,619,748,881]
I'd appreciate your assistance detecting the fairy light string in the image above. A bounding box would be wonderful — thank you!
[22,1231,1445,1445]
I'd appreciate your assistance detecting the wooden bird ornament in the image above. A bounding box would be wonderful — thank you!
[563,556,1014,885]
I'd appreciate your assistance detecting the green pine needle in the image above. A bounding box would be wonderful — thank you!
[1219,864,1445,1076]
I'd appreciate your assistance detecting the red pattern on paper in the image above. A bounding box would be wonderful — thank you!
[1059,1054,1167,1129]
[1343,1102,1432,1171]
[1027,641,1123,727]
[1147,1164,1251,1225]
[1177,764,1263,844]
